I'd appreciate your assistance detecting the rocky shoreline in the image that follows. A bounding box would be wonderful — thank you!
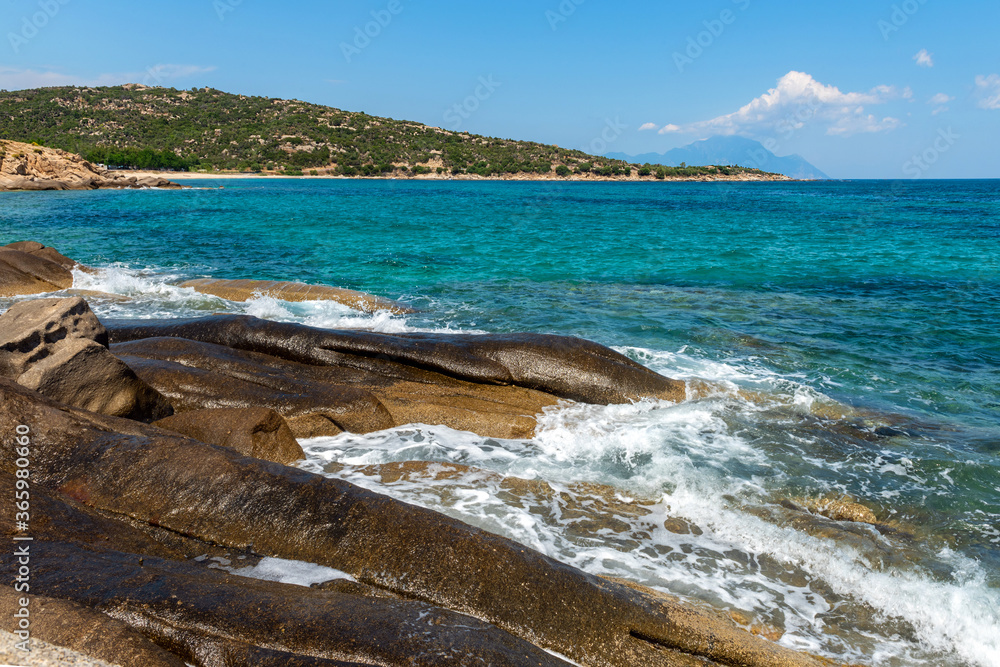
[0,141,181,191]
[0,242,845,666]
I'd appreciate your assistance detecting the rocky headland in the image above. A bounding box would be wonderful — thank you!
[0,140,180,191]
[0,242,859,666]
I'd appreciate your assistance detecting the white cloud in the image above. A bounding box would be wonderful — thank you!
[0,65,215,91]
[669,71,903,138]
[638,122,659,131]
[657,123,681,134]
[913,49,934,68]
[828,114,900,136]
[975,74,1000,110]
[927,92,953,115]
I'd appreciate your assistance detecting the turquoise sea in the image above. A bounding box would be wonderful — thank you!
[2,179,998,666]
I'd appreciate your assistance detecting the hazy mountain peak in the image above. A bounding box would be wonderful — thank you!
[608,136,830,180]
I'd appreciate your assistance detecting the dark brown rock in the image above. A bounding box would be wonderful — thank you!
[115,335,552,439]
[3,240,78,271]
[0,247,74,296]
[0,587,188,667]
[0,472,559,666]
[116,337,397,437]
[154,407,305,465]
[0,540,567,667]
[0,379,827,667]
[108,314,687,405]
[3,241,45,252]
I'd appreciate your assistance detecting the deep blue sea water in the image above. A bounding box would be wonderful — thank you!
[2,179,998,666]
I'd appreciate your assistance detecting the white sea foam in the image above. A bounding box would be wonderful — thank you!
[65,264,482,334]
[214,556,355,587]
[299,365,1000,667]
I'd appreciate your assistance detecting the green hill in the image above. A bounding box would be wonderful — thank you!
[0,84,781,180]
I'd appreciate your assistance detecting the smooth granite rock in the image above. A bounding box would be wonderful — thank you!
[0,298,172,421]
[153,407,305,465]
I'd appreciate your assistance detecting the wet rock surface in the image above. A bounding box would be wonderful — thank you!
[153,407,305,465]
[108,313,687,405]
[0,587,188,667]
[0,378,829,667]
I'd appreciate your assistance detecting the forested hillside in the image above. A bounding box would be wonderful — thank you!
[0,84,779,179]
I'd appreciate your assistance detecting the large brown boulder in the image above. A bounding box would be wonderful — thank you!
[0,474,565,666]
[18,337,173,421]
[0,297,172,421]
[0,379,829,667]
[115,335,552,439]
[154,407,305,465]
[3,240,79,271]
[0,246,74,296]
[0,297,108,375]
[180,278,415,314]
[109,314,687,405]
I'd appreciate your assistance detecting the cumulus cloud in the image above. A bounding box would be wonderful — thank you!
[975,74,1000,110]
[638,122,659,131]
[913,49,934,68]
[657,124,681,134]
[666,71,904,138]
[0,65,216,91]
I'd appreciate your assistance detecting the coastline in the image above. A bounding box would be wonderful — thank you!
[124,169,794,183]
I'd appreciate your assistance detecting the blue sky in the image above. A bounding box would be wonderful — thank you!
[1,0,998,178]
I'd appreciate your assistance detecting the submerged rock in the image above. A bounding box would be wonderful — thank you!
[0,298,172,421]
[180,277,415,314]
[153,407,305,465]
[0,379,830,667]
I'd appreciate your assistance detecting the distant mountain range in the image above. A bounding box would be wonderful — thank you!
[607,136,830,180]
